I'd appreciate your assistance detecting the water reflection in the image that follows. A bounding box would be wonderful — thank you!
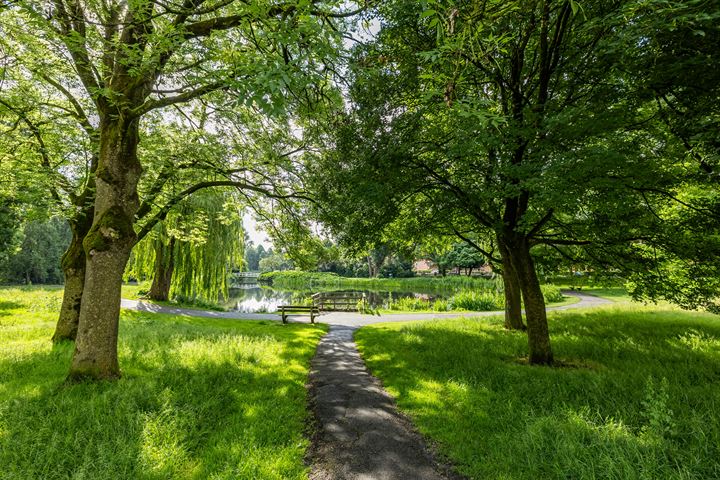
[224,284,452,313]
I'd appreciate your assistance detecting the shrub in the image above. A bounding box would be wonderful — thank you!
[541,285,564,303]
[387,297,432,311]
[432,299,450,312]
[448,290,503,311]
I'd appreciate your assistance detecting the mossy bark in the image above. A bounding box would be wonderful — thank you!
[149,238,175,301]
[498,237,525,331]
[53,211,94,342]
[506,234,553,365]
[68,117,142,381]
[53,234,86,342]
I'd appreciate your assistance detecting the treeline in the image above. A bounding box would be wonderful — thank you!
[0,217,70,285]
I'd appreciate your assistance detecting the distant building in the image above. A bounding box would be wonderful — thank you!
[412,259,438,275]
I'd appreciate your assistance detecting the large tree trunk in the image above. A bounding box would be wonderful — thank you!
[149,238,175,301]
[507,234,553,365]
[498,238,525,331]
[68,118,142,381]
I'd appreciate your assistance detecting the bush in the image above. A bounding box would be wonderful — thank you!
[387,297,432,311]
[541,285,564,303]
[258,271,340,288]
[432,299,450,312]
[448,290,503,311]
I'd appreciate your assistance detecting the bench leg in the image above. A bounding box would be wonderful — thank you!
[310,313,315,324]
[282,312,287,324]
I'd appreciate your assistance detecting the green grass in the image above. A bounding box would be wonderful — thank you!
[578,287,635,302]
[0,286,327,480]
[356,304,720,479]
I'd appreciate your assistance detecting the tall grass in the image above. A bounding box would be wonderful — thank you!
[384,286,566,312]
[0,286,326,480]
[448,290,504,311]
[356,305,720,479]
[386,297,451,312]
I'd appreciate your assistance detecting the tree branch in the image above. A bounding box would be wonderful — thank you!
[136,179,312,241]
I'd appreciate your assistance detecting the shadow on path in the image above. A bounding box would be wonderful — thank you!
[307,325,463,480]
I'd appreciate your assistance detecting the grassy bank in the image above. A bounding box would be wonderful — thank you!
[356,305,720,479]
[0,286,326,480]
[259,270,499,291]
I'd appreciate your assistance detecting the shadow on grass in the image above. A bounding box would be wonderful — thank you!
[0,310,327,480]
[356,309,720,479]
[0,300,24,316]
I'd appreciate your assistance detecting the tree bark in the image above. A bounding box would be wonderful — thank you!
[149,237,175,301]
[498,238,525,331]
[507,234,553,365]
[53,233,86,342]
[68,117,142,381]
[53,208,95,342]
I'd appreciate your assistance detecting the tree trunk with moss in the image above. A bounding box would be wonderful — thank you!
[149,237,175,301]
[497,237,525,331]
[68,118,141,381]
[53,231,87,342]
[505,233,553,365]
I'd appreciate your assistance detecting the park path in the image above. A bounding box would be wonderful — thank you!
[120,290,610,327]
[121,292,611,480]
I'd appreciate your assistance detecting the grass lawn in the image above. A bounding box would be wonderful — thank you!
[0,286,327,480]
[565,286,634,303]
[356,304,720,479]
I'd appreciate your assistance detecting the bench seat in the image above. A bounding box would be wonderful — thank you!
[278,305,320,324]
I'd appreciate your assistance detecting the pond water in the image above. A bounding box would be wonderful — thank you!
[223,284,454,313]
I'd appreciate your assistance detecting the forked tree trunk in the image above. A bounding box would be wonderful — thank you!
[68,118,142,381]
[498,238,525,331]
[149,238,175,301]
[507,234,553,365]
[53,234,86,342]
[53,211,94,342]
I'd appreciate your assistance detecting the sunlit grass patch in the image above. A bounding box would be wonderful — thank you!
[356,304,720,479]
[0,286,327,479]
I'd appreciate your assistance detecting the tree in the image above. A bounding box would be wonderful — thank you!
[0,198,23,265]
[244,243,264,272]
[259,251,293,272]
[128,188,244,302]
[446,243,485,276]
[310,0,689,364]
[2,0,351,379]
[0,218,71,284]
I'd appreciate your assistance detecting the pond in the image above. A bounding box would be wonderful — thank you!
[223,283,455,313]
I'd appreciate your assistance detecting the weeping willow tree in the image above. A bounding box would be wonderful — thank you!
[128,189,244,303]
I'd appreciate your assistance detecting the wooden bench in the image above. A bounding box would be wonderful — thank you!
[278,305,320,324]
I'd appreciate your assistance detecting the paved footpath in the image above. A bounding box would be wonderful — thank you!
[121,292,611,480]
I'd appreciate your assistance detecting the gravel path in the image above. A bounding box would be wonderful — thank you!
[121,291,612,480]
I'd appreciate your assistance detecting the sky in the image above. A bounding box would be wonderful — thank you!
[243,211,272,248]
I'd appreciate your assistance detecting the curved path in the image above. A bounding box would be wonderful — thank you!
[121,290,609,327]
[121,292,611,480]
